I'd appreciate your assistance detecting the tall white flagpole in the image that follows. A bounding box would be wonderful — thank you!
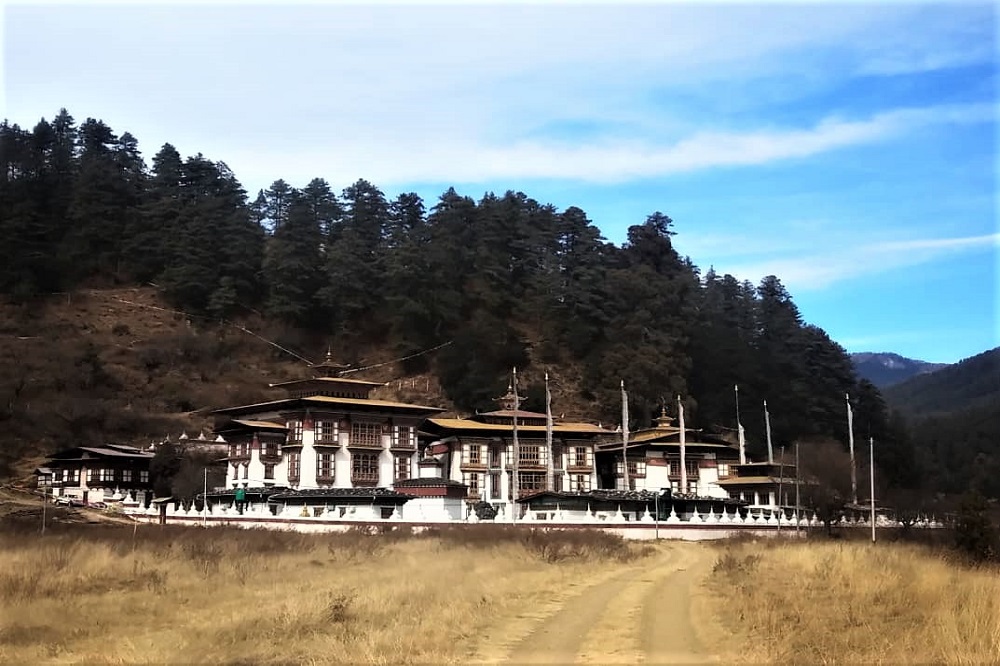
[795,440,801,534]
[545,372,554,492]
[870,436,876,544]
[764,399,774,464]
[678,395,687,495]
[621,380,630,490]
[512,368,520,520]
[847,393,857,505]
[777,446,785,533]
[736,385,746,465]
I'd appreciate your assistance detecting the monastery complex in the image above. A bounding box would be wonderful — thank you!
[38,354,936,538]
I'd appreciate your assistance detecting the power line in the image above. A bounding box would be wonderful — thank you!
[107,295,454,375]
[339,340,453,375]
[109,297,315,365]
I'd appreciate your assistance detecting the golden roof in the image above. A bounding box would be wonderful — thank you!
[426,418,610,434]
[231,419,287,430]
[716,476,780,486]
[303,395,443,412]
[213,395,443,415]
[268,377,385,388]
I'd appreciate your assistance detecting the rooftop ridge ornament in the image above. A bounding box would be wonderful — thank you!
[309,344,351,377]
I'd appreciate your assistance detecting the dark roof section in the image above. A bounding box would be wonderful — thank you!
[516,489,745,505]
[515,489,664,504]
[204,486,287,499]
[269,487,415,502]
[475,409,550,419]
[212,395,443,416]
[48,444,154,461]
[393,478,467,488]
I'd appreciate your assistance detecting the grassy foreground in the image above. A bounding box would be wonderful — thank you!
[0,523,650,664]
[709,538,1000,664]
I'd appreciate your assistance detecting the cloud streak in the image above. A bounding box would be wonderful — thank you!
[220,102,995,187]
[722,232,999,292]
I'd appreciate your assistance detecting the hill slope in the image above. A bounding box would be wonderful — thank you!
[883,347,999,416]
[850,352,949,388]
[0,287,457,480]
[881,348,1000,497]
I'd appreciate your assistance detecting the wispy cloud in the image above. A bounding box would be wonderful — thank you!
[219,102,994,187]
[723,232,999,292]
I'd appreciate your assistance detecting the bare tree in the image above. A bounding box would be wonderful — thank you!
[798,437,853,537]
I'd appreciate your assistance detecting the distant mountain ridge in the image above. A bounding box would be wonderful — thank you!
[882,347,1000,416]
[850,352,949,388]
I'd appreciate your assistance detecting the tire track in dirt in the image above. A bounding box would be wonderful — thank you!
[501,543,720,665]
[640,545,716,664]
[502,562,646,664]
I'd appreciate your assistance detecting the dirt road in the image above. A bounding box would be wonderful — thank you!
[495,543,722,665]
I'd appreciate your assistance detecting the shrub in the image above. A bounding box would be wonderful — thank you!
[953,491,998,563]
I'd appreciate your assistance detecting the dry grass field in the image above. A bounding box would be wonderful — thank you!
[0,523,653,665]
[708,537,1000,664]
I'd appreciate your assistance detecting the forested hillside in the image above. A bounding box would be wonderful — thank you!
[0,108,987,498]
[882,349,1000,498]
[884,348,999,416]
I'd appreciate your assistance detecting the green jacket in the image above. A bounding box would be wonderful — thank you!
[234,488,247,502]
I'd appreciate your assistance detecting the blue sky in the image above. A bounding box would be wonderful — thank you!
[3,1,997,363]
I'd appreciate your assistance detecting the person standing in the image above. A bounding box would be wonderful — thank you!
[234,486,246,515]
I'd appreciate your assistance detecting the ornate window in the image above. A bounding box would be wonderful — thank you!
[122,470,132,483]
[668,458,698,479]
[717,463,730,479]
[570,474,590,492]
[350,422,382,447]
[518,445,543,466]
[288,453,301,481]
[140,470,149,483]
[287,421,303,443]
[352,453,379,484]
[617,460,646,478]
[395,425,414,449]
[489,446,502,468]
[552,446,564,470]
[264,464,275,480]
[394,455,411,481]
[262,439,279,458]
[316,421,337,444]
[463,472,481,497]
[571,446,590,467]
[517,472,545,492]
[489,473,501,499]
[464,444,483,465]
[317,453,334,481]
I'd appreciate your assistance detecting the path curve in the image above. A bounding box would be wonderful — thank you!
[500,543,719,664]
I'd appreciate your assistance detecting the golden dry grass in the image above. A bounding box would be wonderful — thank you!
[0,523,651,665]
[708,538,1000,664]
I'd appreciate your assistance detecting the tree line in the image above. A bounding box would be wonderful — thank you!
[0,108,942,496]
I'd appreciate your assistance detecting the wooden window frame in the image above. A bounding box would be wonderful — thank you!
[350,422,382,448]
[352,452,379,484]
[394,455,411,481]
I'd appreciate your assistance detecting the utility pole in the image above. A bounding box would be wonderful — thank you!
[203,467,208,527]
[777,446,785,534]
[870,437,876,544]
[41,483,46,535]
[764,399,774,464]
[847,393,857,505]
[735,385,746,464]
[511,368,520,521]
[621,380,630,490]
[795,440,801,535]
[544,373,554,492]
